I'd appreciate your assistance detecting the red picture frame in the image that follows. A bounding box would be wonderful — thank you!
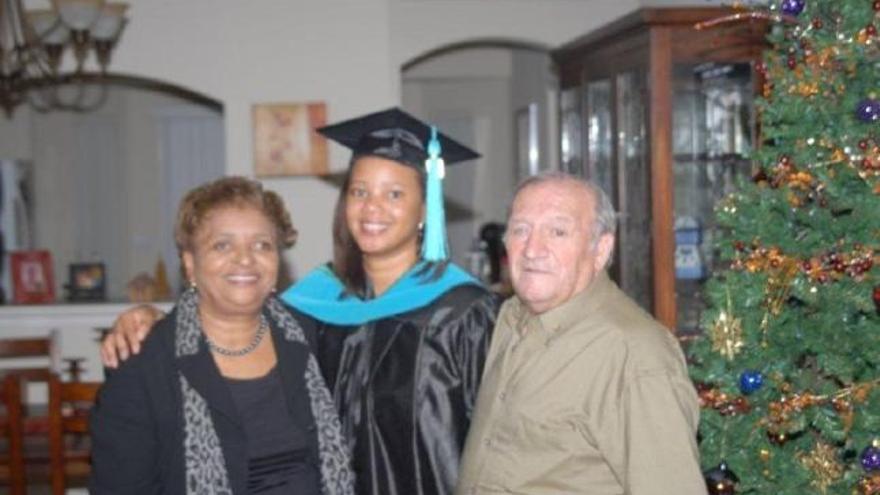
[11,250,55,304]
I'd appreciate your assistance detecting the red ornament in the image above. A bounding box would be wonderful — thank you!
[787,56,797,70]
[860,139,871,150]
[767,431,790,446]
[860,473,880,495]
[752,168,769,184]
[875,0,880,11]
[868,24,878,37]
[705,462,738,495]
[755,61,767,75]
[873,286,880,314]
[812,18,823,29]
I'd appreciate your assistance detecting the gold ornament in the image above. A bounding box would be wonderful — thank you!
[760,257,799,336]
[794,81,820,97]
[799,442,843,493]
[711,291,744,360]
[858,473,880,495]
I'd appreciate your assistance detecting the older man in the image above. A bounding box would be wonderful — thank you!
[456,173,706,495]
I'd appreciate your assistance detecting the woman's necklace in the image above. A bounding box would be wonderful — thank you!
[205,315,269,357]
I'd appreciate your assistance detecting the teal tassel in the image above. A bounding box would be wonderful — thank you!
[420,126,448,262]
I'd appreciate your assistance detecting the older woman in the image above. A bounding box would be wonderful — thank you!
[89,177,353,495]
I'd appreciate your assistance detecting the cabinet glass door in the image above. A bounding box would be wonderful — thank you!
[616,70,652,312]
[672,62,754,333]
[585,79,613,196]
[560,88,583,176]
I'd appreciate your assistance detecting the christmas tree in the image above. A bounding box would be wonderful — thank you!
[687,0,880,494]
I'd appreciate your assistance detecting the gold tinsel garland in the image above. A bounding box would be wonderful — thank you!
[799,442,844,493]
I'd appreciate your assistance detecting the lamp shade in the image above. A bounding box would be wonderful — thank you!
[26,10,70,44]
[90,3,127,41]
[53,0,105,31]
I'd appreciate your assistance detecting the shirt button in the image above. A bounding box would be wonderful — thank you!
[483,437,492,447]
[498,391,506,401]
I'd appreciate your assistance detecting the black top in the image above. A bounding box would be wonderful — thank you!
[291,284,499,495]
[89,311,321,494]
[226,367,320,495]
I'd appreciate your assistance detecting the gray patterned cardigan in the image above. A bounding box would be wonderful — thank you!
[89,300,354,494]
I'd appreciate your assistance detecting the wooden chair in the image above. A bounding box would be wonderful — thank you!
[0,374,26,495]
[0,331,62,492]
[0,332,62,436]
[48,373,100,494]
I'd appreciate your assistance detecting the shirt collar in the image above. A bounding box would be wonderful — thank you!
[511,271,613,342]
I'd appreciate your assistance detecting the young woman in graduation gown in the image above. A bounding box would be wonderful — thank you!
[101,108,500,495]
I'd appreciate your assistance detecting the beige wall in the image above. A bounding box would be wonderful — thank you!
[105,0,397,276]
[3,0,714,286]
[108,0,646,276]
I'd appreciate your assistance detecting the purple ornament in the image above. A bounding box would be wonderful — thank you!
[862,445,880,472]
[856,99,880,123]
[780,0,806,16]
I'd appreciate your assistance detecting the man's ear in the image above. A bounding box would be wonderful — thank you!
[593,234,615,271]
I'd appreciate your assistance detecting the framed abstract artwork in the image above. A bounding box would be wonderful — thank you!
[253,102,329,177]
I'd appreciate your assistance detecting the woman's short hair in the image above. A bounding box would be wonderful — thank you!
[175,176,298,253]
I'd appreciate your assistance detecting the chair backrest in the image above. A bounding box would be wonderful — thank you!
[48,373,100,495]
[0,330,61,383]
[0,374,26,495]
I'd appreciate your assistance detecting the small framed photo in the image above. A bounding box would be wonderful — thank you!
[67,262,106,302]
[10,250,55,304]
[253,101,329,177]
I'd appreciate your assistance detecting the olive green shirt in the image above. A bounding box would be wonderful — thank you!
[456,272,706,495]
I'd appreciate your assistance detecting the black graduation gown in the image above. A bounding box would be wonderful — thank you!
[290,284,498,495]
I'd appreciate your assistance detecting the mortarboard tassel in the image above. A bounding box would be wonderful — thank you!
[420,126,448,262]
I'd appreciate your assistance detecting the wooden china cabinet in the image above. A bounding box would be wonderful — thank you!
[552,8,768,333]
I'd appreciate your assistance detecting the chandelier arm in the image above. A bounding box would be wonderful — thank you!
[2,0,125,115]
[24,82,56,114]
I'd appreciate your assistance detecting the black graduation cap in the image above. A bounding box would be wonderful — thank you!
[316,107,480,169]
[318,107,480,262]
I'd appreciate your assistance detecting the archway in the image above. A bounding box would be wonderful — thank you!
[400,39,557,280]
[0,75,225,302]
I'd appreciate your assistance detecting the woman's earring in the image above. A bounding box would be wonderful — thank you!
[188,280,198,293]
[418,221,424,232]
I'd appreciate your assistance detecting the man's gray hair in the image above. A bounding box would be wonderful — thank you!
[510,171,617,265]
